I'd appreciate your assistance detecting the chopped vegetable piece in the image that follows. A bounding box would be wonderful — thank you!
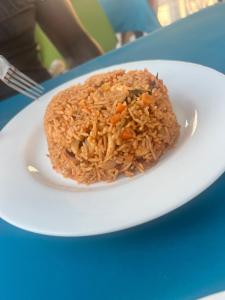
[121,128,135,140]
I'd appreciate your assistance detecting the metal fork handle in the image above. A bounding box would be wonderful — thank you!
[0,55,10,79]
[0,55,44,100]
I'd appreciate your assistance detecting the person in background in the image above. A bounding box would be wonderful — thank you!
[0,0,101,100]
[98,0,161,43]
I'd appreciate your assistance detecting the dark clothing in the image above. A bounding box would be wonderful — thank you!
[0,0,50,99]
[0,0,101,100]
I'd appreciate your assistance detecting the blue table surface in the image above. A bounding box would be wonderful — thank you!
[1,4,225,300]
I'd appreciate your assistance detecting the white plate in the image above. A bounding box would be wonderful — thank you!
[199,291,225,300]
[1,60,225,236]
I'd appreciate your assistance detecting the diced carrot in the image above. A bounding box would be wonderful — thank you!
[111,113,121,125]
[121,128,135,140]
[141,93,154,106]
[116,103,126,113]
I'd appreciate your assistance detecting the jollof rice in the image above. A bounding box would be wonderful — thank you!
[44,69,180,184]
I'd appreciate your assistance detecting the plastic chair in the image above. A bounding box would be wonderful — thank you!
[98,0,161,33]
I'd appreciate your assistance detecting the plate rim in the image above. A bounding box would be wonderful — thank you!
[1,59,225,236]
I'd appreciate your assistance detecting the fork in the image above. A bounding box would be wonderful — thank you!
[0,55,44,100]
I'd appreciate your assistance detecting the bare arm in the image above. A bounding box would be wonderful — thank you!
[36,0,101,67]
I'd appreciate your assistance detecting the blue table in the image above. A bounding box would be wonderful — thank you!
[1,4,225,300]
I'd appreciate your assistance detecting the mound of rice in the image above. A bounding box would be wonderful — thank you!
[44,69,180,184]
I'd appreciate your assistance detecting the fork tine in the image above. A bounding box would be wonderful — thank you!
[10,66,45,91]
[4,75,42,98]
[3,78,38,100]
[8,69,44,94]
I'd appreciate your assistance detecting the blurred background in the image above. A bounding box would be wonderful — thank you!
[44,0,219,72]
[34,0,219,75]
[0,0,220,99]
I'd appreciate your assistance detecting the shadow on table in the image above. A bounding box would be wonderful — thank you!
[1,173,225,300]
